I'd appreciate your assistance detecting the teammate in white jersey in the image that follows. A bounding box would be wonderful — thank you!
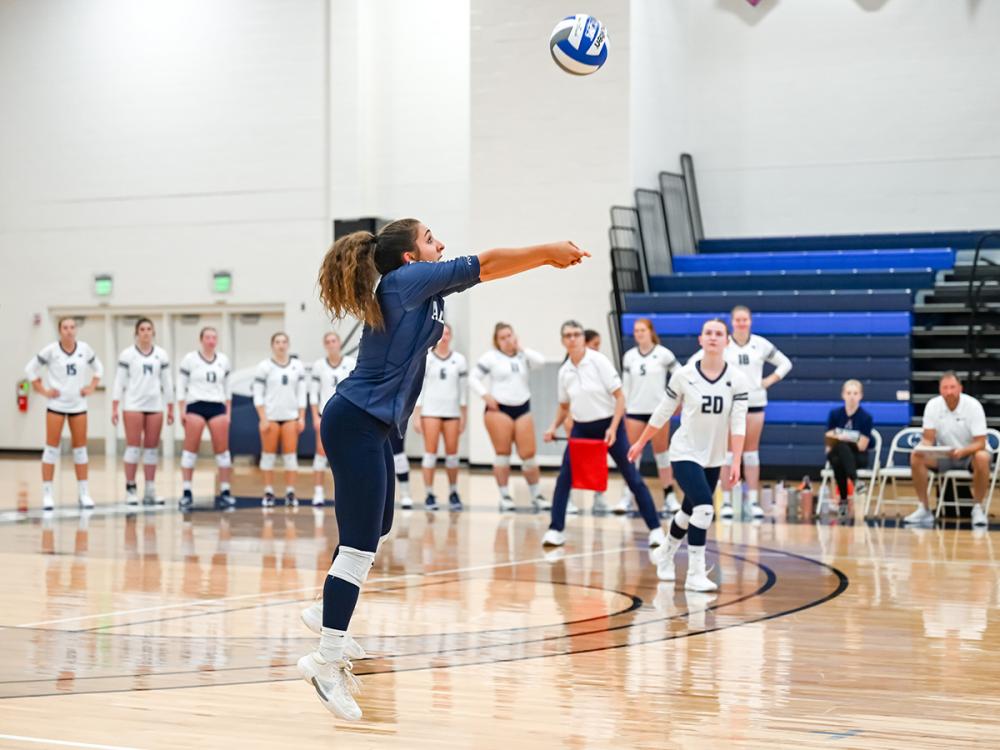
[691,305,792,519]
[112,318,174,505]
[253,332,308,507]
[470,322,549,512]
[413,323,468,511]
[629,318,750,591]
[177,326,233,510]
[310,332,357,506]
[25,317,104,509]
[617,317,681,517]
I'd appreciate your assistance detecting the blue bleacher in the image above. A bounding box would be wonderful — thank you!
[764,400,910,425]
[622,312,911,336]
[673,248,954,274]
[623,289,911,314]
[649,269,935,293]
[699,230,998,253]
[623,334,910,358]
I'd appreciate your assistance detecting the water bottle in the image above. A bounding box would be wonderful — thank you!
[800,475,814,520]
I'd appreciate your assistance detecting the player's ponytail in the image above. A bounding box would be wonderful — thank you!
[318,218,420,330]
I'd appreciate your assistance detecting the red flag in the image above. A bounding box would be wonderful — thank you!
[569,438,609,492]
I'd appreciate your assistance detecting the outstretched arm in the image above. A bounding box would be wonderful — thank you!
[478,242,588,282]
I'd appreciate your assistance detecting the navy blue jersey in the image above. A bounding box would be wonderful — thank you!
[826,405,874,450]
[336,255,480,434]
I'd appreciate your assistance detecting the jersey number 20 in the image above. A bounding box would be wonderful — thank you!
[701,395,724,414]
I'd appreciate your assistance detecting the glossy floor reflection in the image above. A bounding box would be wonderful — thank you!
[0,458,998,748]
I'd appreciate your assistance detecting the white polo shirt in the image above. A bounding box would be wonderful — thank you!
[557,349,622,423]
[923,393,987,449]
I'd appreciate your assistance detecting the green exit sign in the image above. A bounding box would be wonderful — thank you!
[94,274,113,297]
[213,271,232,293]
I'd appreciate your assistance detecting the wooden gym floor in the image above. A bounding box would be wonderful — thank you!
[0,456,998,748]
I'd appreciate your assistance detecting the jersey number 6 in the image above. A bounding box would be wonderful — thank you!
[701,395,724,414]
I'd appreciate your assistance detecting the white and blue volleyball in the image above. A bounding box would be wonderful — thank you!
[549,14,608,76]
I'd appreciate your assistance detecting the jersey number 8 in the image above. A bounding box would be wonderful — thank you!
[701,395,724,414]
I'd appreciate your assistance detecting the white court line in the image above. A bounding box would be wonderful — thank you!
[16,544,639,628]
[0,734,144,750]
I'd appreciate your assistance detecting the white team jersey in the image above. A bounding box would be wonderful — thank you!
[690,334,792,407]
[469,348,545,406]
[113,345,174,412]
[177,351,232,404]
[557,349,623,423]
[25,341,104,414]
[923,394,988,449]
[416,351,468,418]
[310,355,357,413]
[252,358,307,421]
[622,344,679,415]
[649,361,751,467]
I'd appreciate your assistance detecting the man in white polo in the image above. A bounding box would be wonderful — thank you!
[906,371,991,526]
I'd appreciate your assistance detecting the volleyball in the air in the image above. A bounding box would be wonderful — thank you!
[549,14,608,76]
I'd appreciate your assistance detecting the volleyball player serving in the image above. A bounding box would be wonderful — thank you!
[297,218,587,721]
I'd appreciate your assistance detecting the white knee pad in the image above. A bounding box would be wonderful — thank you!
[312,454,328,471]
[142,448,158,466]
[393,452,408,474]
[494,454,511,468]
[655,450,671,469]
[215,451,232,469]
[743,450,760,467]
[181,450,198,470]
[724,451,733,466]
[42,445,60,465]
[672,508,690,530]
[260,452,276,470]
[282,453,298,470]
[123,445,141,464]
[421,452,437,469]
[327,546,376,587]
[522,456,538,470]
[690,505,715,530]
[73,446,88,465]
[445,454,459,470]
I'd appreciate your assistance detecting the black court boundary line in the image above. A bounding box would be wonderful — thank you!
[0,545,797,697]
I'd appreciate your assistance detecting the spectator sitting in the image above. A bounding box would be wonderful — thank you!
[824,379,873,517]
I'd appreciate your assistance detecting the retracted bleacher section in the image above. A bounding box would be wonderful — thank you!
[619,245,956,473]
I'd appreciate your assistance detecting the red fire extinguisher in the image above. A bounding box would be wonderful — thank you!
[17,379,29,413]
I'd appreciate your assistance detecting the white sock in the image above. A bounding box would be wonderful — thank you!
[77,480,89,497]
[499,485,512,500]
[687,544,706,574]
[449,483,458,494]
[145,481,155,496]
[319,626,347,662]
[42,481,53,497]
[264,485,274,495]
[528,482,540,498]
[748,489,759,505]
[286,486,296,496]
[399,480,411,496]
[664,534,683,560]
[722,490,732,505]
[314,484,324,494]
[594,491,605,502]
[220,481,231,492]
[183,480,192,492]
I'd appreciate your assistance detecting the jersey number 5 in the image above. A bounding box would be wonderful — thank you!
[701,395,724,414]
[639,364,647,377]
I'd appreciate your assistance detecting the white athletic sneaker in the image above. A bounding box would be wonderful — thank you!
[566,500,581,515]
[719,503,734,521]
[650,545,676,581]
[400,494,413,509]
[299,604,366,659]
[903,505,934,525]
[125,488,139,506]
[78,494,95,509]
[648,527,667,548]
[971,503,988,527]
[750,502,765,519]
[685,570,718,593]
[592,494,609,514]
[499,496,516,512]
[534,494,551,511]
[42,494,55,511]
[312,488,325,507]
[613,497,633,515]
[542,529,566,547]
[297,652,362,721]
[664,492,681,514]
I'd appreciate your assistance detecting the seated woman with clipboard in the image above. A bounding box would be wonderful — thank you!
[824,379,874,517]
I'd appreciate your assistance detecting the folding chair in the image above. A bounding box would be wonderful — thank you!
[933,428,1000,519]
[873,427,933,517]
[818,428,883,515]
